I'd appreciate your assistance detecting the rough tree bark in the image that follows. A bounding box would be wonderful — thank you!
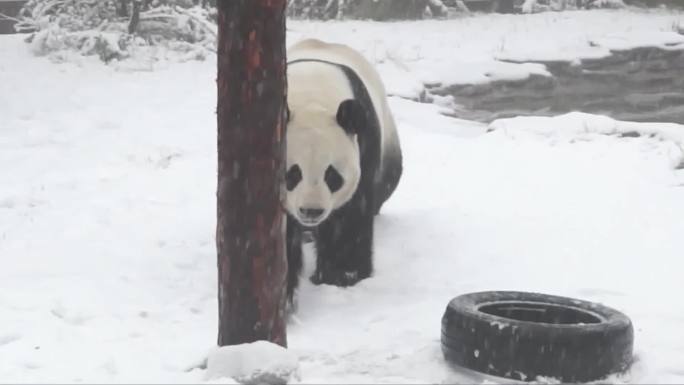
[216,0,288,348]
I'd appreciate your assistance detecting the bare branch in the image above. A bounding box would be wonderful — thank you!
[0,12,21,22]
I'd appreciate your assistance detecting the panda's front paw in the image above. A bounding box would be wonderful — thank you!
[310,269,362,287]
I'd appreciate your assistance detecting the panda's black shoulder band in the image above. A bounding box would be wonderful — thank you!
[287,58,345,68]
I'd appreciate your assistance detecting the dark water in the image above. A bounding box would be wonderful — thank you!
[429,45,684,124]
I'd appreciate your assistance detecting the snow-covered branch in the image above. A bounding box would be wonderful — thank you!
[15,0,217,64]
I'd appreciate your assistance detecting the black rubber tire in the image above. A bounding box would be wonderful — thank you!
[441,291,634,382]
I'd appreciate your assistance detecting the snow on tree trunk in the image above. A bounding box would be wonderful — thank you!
[216,0,288,348]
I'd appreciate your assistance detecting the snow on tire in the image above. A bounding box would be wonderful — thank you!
[441,291,634,382]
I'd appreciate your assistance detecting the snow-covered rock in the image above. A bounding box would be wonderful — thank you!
[489,112,684,168]
[205,341,299,385]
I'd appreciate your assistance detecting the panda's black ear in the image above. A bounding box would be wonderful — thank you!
[336,99,365,136]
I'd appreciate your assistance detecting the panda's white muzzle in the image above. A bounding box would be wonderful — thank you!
[296,207,328,227]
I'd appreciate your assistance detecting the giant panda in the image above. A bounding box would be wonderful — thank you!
[285,38,402,303]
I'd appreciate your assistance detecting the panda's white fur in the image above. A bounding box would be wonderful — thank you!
[285,39,402,301]
[286,38,401,225]
[285,63,361,226]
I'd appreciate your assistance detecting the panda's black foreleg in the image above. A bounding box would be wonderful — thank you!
[286,215,303,307]
[311,193,374,287]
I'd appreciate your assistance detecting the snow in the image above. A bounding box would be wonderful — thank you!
[2,7,684,384]
[588,31,684,52]
[489,113,684,169]
[205,341,299,384]
[287,9,684,94]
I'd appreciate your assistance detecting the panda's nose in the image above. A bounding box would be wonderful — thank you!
[299,207,324,219]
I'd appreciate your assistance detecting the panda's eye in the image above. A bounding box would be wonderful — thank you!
[286,165,302,191]
[325,165,344,193]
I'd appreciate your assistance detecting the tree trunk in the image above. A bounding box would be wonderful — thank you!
[127,0,141,34]
[216,0,288,348]
[117,0,129,17]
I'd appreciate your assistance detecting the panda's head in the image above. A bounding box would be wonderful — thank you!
[285,99,366,227]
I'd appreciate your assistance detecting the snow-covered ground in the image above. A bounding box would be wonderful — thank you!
[2,8,684,384]
[286,8,684,99]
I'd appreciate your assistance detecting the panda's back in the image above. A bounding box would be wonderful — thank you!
[286,60,354,119]
[287,39,396,146]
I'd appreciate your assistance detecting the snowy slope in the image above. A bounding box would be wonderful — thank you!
[2,9,684,384]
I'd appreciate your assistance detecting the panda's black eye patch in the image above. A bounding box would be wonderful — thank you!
[325,165,344,193]
[286,165,302,191]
